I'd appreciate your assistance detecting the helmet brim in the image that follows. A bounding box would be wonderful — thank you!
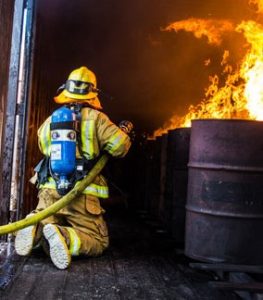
[63,89,98,100]
[54,90,102,109]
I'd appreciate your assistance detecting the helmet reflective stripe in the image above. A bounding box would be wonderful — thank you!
[66,227,81,256]
[105,131,127,155]
[65,80,94,95]
[39,119,51,155]
[81,120,95,159]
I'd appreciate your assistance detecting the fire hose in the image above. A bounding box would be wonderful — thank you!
[0,153,109,236]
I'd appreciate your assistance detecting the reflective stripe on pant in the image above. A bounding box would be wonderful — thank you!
[33,188,109,256]
[66,227,81,256]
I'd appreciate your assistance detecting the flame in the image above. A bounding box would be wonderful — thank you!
[204,59,211,66]
[237,21,263,119]
[152,10,263,138]
[249,0,263,13]
[165,18,234,45]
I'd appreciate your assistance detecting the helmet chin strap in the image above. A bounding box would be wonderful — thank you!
[56,84,66,95]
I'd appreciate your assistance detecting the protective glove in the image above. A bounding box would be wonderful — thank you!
[119,120,134,134]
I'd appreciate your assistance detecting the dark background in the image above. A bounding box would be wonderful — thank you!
[22,0,259,214]
[35,0,255,133]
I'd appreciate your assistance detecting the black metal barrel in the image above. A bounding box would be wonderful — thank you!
[143,139,156,213]
[158,133,168,221]
[164,128,191,244]
[185,119,263,264]
[149,136,163,217]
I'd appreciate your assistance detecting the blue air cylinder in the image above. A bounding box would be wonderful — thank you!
[50,106,76,194]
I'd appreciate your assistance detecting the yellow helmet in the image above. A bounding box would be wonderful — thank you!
[54,66,102,109]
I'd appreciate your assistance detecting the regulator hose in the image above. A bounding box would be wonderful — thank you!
[0,154,109,236]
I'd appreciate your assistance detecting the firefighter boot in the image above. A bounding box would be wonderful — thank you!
[43,224,71,269]
[15,225,37,256]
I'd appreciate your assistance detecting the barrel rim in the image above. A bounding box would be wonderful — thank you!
[186,205,263,219]
[168,127,191,132]
[167,128,191,136]
[187,162,263,172]
[191,118,263,124]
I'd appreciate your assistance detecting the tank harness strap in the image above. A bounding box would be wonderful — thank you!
[34,156,50,188]
[50,120,75,130]
[70,103,101,183]
[35,104,99,192]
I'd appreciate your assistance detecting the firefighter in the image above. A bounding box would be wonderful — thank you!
[15,66,131,269]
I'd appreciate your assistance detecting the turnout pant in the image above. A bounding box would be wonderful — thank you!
[33,188,109,256]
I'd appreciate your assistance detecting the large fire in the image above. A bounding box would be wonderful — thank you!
[153,0,263,137]
[250,0,263,13]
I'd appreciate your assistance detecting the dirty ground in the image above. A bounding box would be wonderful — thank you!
[0,210,238,300]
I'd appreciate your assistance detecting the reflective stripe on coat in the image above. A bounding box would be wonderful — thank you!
[37,107,131,197]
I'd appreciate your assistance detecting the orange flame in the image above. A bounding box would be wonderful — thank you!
[249,0,263,13]
[237,21,263,120]
[165,18,234,45]
[152,12,263,137]
[204,59,211,66]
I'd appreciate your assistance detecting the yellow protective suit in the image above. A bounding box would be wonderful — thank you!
[33,106,131,256]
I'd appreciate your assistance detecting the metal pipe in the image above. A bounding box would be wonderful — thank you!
[7,5,28,256]
[1,0,24,234]
[9,7,27,220]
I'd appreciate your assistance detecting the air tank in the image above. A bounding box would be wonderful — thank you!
[50,106,76,194]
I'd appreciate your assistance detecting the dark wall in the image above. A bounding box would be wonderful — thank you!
[24,0,254,212]
[34,0,253,131]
